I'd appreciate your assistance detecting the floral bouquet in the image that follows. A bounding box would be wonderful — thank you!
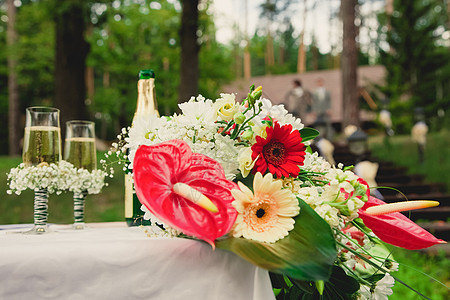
[113,85,444,299]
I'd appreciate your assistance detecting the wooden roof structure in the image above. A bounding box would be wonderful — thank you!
[222,65,386,126]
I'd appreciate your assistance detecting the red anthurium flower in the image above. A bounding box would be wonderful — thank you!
[133,139,238,247]
[251,122,306,178]
[358,196,445,250]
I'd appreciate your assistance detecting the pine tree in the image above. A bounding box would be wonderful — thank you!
[380,0,450,131]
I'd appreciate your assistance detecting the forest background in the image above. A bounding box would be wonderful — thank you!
[0,0,449,156]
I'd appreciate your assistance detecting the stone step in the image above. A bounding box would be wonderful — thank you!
[419,242,450,256]
[417,221,450,241]
[381,192,450,206]
[376,166,409,177]
[378,182,447,196]
[376,173,425,185]
[401,207,450,222]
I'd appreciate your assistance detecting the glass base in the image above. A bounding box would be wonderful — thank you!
[73,223,86,230]
[23,225,52,235]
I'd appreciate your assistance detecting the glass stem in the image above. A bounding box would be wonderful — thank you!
[34,188,49,227]
[74,190,88,224]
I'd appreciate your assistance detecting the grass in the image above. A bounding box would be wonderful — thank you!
[388,247,450,299]
[369,129,450,192]
[368,130,450,299]
[0,152,124,225]
[1,136,449,298]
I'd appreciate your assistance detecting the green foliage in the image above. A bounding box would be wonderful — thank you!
[0,1,55,154]
[369,130,450,191]
[87,0,234,127]
[87,0,181,127]
[14,1,55,108]
[0,0,235,151]
[389,247,450,300]
[0,6,8,153]
[299,127,319,143]
[197,1,234,100]
[271,266,360,300]
[378,0,450,133]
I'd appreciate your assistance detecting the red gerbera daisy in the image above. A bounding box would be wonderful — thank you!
[251,122,306,178]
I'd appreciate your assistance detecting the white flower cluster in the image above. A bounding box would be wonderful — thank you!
[257,98,304,131]
[124,94,304,180]
[68,168,108,194]
[358,273,395,300]
[141,205,181,238]
[296,154,369,228]
[7,160,107,195]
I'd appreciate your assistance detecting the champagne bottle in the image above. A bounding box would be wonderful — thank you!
[125,69,159,226]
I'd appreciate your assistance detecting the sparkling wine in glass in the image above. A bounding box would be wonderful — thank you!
[23,106,62,234]
[64,120,97,229]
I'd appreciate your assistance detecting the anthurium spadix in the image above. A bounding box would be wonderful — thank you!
[133,140,238,247]
[358,196,445,250]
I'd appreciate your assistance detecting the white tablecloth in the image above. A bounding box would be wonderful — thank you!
[0,223,275,300]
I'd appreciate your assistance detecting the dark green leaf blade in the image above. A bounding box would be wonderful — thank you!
[299,127,320,143]
[216,199,337,281]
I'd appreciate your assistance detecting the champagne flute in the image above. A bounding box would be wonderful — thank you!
[64,120,96,229]
[22,106,62,234]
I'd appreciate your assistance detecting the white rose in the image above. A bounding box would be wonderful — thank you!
[238,147,257,178]
[214,93,239,121]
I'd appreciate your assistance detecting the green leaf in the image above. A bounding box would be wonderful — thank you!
[290,266,360,300]
[326,266,360,295]
[292,280,315,294]
[299,127,320,143]
[216,199,337,281]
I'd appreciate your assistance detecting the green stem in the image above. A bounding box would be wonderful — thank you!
[336,239,431,299]
[340,262,372,286]
[236,106,262,136]
[336,241,389,274]
[350,220,379,244]
[230,123,241,139]
[221,120,235,136]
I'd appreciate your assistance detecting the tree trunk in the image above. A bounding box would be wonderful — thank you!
[86,67,95,102]
[7,0,21,156]
[243,0,251,79]
[244,46,251,79]
[85,23,94,103]
[265,32,274,74]
[297,33,306,73]
[54,0,89,135]
[179,0,199,103]
[341,0,360,129]
[297,1,308,74]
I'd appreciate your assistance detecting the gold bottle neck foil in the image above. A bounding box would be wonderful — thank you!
[134,78,159,123]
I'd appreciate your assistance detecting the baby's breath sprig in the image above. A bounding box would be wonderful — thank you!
[7,160,108,196]
[100,127,130,176]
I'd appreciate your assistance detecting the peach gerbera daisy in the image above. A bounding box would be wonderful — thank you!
[230,172,300,243]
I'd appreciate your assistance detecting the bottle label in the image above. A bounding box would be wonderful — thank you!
[124,173,134,218]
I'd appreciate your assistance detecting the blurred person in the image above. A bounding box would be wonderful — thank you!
[379,109,394,136]
[315,137,335,166]
[411,121,428,163]
[312,78,332,138]
[285,79,310,122]
[354,160,383,199]
[343,124,358,139]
